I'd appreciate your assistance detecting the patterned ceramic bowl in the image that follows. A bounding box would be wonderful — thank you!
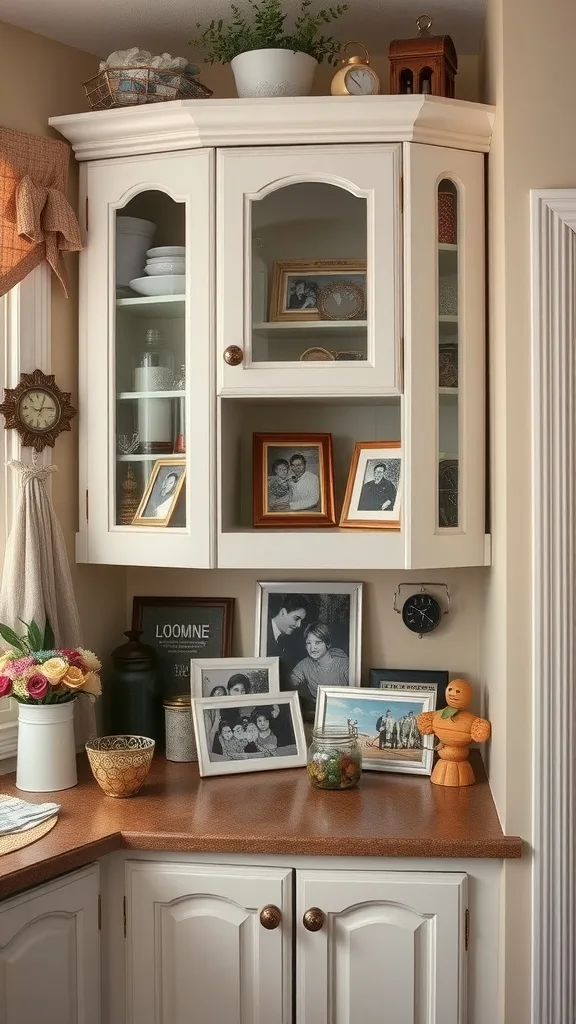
[86,735,155,797]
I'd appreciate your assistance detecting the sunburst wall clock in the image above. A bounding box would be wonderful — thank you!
[0,369,76,452]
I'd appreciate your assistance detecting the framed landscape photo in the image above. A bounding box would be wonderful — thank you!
[192,692,306,777]
[256,581,362,721]
[340,441,402,530]
[253,432,336,528]
[191,657,280,698]
[132,596,234,699]
[132,459,186,527]
[368,668,447,709]
[270,259,367,322]
[315,685,436,775]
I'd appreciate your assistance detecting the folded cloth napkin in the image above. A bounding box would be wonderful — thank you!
[0,796,60,835]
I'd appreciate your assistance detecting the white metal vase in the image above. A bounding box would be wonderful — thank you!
[16,700,77,792]
[230,49,317,97]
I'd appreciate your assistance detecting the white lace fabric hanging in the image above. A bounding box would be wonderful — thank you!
[0,451,95,742]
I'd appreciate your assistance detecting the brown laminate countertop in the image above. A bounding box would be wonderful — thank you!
[0,752,522,899]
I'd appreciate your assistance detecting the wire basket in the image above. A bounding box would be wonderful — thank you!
[84,66,213,110]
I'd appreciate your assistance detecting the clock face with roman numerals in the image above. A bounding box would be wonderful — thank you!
[401,593,442,635]
[0,369,76,452]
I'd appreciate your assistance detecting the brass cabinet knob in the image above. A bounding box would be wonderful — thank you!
[223,345,244,366]
[303,907,325,932]
[260,905,282,930]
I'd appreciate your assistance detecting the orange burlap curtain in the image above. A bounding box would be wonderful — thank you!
[0,127,83,298]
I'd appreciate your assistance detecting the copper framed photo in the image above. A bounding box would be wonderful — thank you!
[339,441,402,530]
[269,259,366,322]
[132,458,186,527]
[253,433,336,528]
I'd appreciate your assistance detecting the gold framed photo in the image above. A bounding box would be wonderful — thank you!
[253,432,336,528]
[339,441,402,530]
[132,458,186,527]
[269,259,367,322]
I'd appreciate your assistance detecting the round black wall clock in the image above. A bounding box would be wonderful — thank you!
[0,369,76,452]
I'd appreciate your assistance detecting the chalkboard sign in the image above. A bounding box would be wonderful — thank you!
[132,597,234,699]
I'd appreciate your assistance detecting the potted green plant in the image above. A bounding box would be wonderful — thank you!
[190,0,348,98]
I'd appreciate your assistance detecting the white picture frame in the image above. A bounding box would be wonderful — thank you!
[190,657,281,699]
[255,581,362,721]
[192,692,306,778]
[314,685,436,775]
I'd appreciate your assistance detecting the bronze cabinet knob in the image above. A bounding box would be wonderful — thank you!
[260,905,282,930]
[302,907,325,932]
[223,345,244,366]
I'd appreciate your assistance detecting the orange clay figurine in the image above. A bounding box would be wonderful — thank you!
[417,679,491,787]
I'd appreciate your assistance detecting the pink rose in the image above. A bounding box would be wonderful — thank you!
[61,649,85,669]
[26,673,49,699]
[0,675,12,698]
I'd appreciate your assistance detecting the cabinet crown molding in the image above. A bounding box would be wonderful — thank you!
[50,95,494,161]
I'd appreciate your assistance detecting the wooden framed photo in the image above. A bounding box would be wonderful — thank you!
[192,692,306,777]
[255,580,362,720]
[270,259,367,322]
[253,432,336,528]
[339,441,402,530]
[190,657,280,698]
[132,458,185,527]
[315,685,437,776]
[132,596,234,699]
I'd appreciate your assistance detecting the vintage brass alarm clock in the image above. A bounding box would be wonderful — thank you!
[330,42,380,96]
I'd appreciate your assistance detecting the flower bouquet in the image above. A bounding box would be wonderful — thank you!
[0,620,103,792]
[0,619,101,704]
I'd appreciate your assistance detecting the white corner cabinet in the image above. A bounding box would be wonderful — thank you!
[50,96,493,571]
[0,864,100,1024]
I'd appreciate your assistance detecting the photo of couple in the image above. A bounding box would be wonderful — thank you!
[205,702,297,762]
[260,584,361,721]
[266,446,321,514]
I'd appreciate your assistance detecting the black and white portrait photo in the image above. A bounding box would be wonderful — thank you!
[190,657,280,699]
[253,433,336,527]
[270,260,367,322]
[133,459,186,526]
[340,443,402,529]
[256,581,362,721]
[192,693,306,777]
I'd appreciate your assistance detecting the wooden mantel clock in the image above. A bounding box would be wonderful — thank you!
[0,369,76,452]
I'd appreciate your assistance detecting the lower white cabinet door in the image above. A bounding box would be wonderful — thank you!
[125,861,292,1024]
[297,869,467,1024]
[0,863,100,1024]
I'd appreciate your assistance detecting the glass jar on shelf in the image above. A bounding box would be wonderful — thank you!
[307,725,362,790]
[135,327,175,455]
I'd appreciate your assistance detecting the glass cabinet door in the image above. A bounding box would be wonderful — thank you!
[218,145,401,396]
[81,151,213,567]
[404,143,485,568]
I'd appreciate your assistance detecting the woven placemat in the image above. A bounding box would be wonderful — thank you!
[0,794,58,856]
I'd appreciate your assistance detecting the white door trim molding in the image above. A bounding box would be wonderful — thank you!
[0,263,51,759]
[530,189,576,1023]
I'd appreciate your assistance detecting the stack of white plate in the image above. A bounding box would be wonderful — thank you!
[129,246,185,297]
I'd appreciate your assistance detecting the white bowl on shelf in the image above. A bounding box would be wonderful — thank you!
[145,259,186,276]
[146,246,185,258]
[129,275,185,297]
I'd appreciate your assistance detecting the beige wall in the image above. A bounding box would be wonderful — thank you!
[0,21,126,659]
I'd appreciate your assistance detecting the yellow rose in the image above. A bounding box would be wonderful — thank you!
[40,657,68,685]
[77,648,102,672]
[82,671,102,697]
[61,666,86,690]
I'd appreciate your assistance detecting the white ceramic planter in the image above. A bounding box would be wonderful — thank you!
[16,701,77,792]
[231,49,317,98]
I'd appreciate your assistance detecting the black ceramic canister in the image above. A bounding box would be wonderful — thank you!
[108,630,164,748]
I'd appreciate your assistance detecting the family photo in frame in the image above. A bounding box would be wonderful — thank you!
[253,432,336,528]
[256,581,362,721]
[270,259,367,322]
[132,459,186,527]
[192,692,306,777]
[190,657,280,698]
